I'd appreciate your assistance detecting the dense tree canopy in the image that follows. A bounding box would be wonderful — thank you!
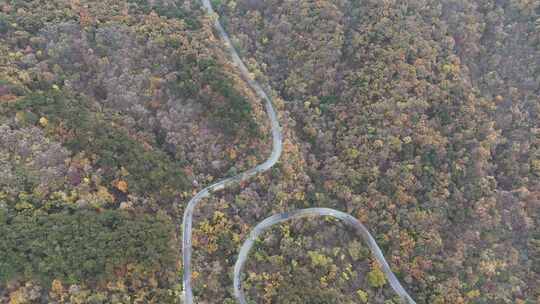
[0,0,538,303]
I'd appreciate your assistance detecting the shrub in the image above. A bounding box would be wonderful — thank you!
[367,265,387,288]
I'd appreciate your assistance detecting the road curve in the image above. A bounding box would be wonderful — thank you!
[234,208,417,304]
[182,1,417,303]
[181,0,283,303]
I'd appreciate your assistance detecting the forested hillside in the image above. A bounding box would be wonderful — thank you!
[211,0,539,303]
[0,0,270,302]
[0,0,538,303]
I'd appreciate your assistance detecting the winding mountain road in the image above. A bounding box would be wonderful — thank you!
[181,1,417,303]
[181,0,283,302]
